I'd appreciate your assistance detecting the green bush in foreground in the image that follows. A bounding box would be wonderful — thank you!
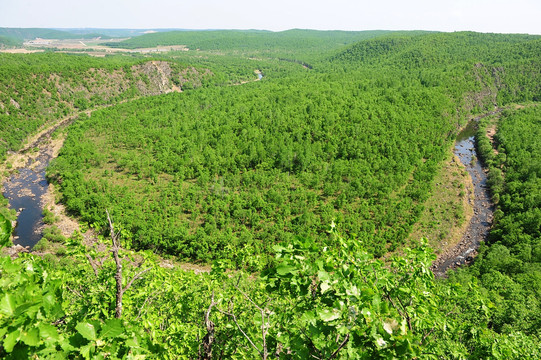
[1,224,539,358]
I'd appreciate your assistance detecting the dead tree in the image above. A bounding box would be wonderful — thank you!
[106,210,150,319]
[199,293,217,360]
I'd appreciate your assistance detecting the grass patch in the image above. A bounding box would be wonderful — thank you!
[42,207,59,225]
[33,238,50,252]
[408,152,474,254]
[42,225,66,243]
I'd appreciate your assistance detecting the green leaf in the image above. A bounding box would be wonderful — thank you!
[317,270,330,282]
[100,319,123,339]
[3,329,20,353]
[276,263,296,276]
[320,281,332,293]
[346,285,360,297]
[300,311,317,325]
[0,213,12,247]
[79,343,94,359]
[318,308,341,322]
[15,301,40,317]
[21,327,40,346]
[0,293,16,315]
[39,323,60,341]
[76,322,97,341]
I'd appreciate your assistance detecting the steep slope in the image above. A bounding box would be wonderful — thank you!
[0,53,213,160]
[0,35,22,49]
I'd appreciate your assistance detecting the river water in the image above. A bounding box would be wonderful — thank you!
[1,123,64,249]
[432,120,494,276]
[3,154,51,248]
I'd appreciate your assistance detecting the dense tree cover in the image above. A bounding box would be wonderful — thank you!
[332,32,541,68]
[451,106,541,336]
[103,29,418,60]
[153,52,304,85]
[47,32,541,269]
[0,53,215,160]
[329,32,541,109]
[0,35,22,48]
[47,66,457,266]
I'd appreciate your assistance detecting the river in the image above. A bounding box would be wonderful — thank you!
[2,121,69,249]
[432,119,495,276]
[1,71,265,250]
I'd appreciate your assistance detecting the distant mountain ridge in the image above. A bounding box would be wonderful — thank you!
[331,31,541,67]
[0,27,113,41]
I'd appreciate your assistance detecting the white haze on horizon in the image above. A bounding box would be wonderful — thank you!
[0,0,539,35]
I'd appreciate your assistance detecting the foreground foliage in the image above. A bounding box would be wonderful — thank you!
[1,224,540,358]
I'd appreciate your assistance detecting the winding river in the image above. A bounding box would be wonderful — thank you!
[2,100,497,265]
[432,117,496,276]
[2,70,266,250]
[2,120,70,249]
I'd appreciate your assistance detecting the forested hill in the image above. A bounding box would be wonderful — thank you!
[330,32,541,109]
[0,35,22,48]
[332,32,541,68]
[102,29,421,57]
[0,53,214,160]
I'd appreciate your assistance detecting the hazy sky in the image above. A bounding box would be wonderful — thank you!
[0,0,540,34]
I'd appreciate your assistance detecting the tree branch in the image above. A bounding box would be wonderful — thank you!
[66,285,83,299]
[123,267,151,294]
[233,284,269,360]
[300,328,323,359]
[217,306,263,358]
[136,288,163,321]
[396,295,413,332]
[199,292,218,360]
[85,254,99,277]
[329,334,350,360]
[107,209,124,319]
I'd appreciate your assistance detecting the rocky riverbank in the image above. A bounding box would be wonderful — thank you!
[432,114,499,277]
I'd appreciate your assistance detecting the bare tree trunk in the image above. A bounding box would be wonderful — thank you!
[199,293,217,360]
[107,210,124,319]
[113,252,123,319]
[106,210,150,319]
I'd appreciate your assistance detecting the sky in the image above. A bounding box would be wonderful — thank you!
[0,0,540,35]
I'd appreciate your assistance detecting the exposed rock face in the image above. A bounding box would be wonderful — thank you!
[2,60,211,123]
